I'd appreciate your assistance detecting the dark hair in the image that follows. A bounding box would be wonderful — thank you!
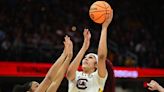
[103,59,115,92]
[12,82,32,92]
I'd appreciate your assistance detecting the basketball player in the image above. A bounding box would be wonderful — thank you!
[147,80,164,92]
[66,9,113,92]
[13,35,73,92]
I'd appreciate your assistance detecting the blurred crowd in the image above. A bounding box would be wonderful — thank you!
[0,0,163,68]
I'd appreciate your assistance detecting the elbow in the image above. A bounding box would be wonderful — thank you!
[66,71,74,81]
[66,72,71,80]
[98,48,107,59]
[98,54,107,60]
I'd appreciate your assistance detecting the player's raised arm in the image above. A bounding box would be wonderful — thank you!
[46,36,73,92]
[97,9,113,78]
[35,36,68,92]
[66,29,91,81]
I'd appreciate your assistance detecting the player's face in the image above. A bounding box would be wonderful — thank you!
[30,81,39,92]
[82,54,97,71]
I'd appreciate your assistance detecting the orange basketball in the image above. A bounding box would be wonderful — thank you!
[89,1,112,24]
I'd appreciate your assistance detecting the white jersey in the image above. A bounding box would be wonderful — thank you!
[68,70,108,92]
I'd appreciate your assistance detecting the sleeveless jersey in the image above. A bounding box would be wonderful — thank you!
[68,70,108,92]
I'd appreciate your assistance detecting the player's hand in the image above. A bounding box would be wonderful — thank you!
[64,35,73,56]
[102,9,113,29]
[67,36,73,56]
[147,80,160,91]
[83,29,91,50]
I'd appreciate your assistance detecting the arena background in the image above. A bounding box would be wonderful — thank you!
[0,0,163,92]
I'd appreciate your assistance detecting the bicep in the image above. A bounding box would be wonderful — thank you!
[66,71,79,81]
[95,70,108,88]
[66,65,76,81]
[97,59,107,78]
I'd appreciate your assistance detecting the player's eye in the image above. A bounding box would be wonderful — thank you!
[89,56,93,59]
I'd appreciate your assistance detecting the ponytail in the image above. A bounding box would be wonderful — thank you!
[12,82,32,92]
[103,59,115,92]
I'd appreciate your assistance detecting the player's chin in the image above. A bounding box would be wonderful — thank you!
[82,65,89,69]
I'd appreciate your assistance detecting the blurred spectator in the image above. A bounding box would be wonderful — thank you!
[0,0,163,68]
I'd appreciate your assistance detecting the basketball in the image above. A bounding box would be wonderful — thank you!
[89,1,112,24]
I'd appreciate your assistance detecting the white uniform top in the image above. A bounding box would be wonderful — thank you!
[68,70,108,92]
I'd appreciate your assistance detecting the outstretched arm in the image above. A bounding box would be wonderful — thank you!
[46,36,73,92]
[66,29,91,81]
[147,80,164,92]
[35,36,68,92]
[97,9,113,78]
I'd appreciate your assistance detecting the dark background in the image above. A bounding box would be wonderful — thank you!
[0,0,164,91]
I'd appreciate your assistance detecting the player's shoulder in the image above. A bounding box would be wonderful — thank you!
[76,71,83,75]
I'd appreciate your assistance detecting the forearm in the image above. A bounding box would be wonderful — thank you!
[158,85,164,92]
[53,53,72,81]
[46,51,67,80]
[47,54,73,92]
[35,78,52,92]
[98,28,108,59]
[66,47,87,80]
[46,82,57,92]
